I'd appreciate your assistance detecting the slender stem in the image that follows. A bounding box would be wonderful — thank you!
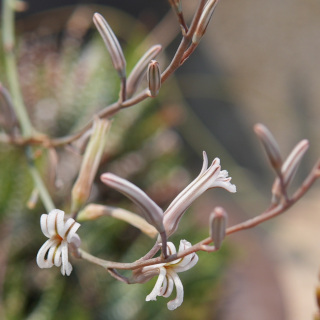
[1,1,55,212]
[78,158,320,272]
[26,147,55,212]
[1,0,33,137]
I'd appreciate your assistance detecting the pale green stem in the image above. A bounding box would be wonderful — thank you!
[27,148,55,212]
[1,0,33,137]
[1,1,55,212]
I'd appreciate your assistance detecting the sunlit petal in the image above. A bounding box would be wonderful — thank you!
[40,214,50,238]
[146,267,166,301]
[167,270,184,311]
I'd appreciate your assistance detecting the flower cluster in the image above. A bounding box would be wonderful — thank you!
[37,209,81,276]
[102,152,236,240]
[143,240,198,310]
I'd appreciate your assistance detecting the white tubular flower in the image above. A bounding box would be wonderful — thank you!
[36,209,81,276]
[143,240,198,310]
[163,152,236,237]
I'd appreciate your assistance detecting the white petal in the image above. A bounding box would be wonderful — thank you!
[56,210,65,237]
[171,240,193,269]
[36,238,58,269]
[54,245,62,267]
[66,221,81,243]
[159,273,168,296]
[167,270,184,310]
[166,242,177,256]
[60,241,71,276]
[47,210,59,237]
[40,214,50,238]
[161,273,174,298]
[146,267,166,301]
[213,178,236,193]
[174,253,199,273]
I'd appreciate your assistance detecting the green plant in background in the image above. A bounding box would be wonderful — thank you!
[1,1,320,319]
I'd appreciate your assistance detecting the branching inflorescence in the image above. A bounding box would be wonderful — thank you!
[1,0,320,311]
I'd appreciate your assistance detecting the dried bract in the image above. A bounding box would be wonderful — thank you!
[71,118,110,212]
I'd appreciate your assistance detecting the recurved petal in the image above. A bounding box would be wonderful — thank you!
[47,210,60,237]
[174,253,199,273]
[161,273,174,298]
[213,172,236,193]
[66,221,81,243]
[146,267,166,301]
[56,210,65,237]
[166,270,184,310]
[37,238,59,269]
[54,245,62,267]
[40,214,50,238]
[60,241,72,276]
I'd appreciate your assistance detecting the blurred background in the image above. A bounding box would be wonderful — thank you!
[1,0,320,319]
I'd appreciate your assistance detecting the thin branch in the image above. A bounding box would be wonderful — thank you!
[78,158,320,272]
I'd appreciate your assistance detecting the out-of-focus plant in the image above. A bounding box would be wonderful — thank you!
[1,0,320,319]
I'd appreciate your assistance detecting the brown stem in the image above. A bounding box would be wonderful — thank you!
[78,158,320,272]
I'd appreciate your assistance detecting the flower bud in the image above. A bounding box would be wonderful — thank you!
[254,123,282,172]
[192,0,219,44]
[169,0,182,14]
[101,172,168,256]
[71,118,111,212]
[272,139,309,203]
[93,13,126,78]
[126,45,162,98]
[78,203,158,238]
[209,207,227,250]
[147,60,161,97]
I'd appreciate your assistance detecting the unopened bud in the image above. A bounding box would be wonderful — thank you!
[192,0,219,44]
[169,0,182,14]
[272,139,309,203]
[93,13,126,78]
[101,173,164,231]
[147,60,161,98]
[126,45,162,98]
[71,118,111,212]
[254,123,282,172]
[209,206,228,250]
[78,203,157,238]
[101,172,168,257]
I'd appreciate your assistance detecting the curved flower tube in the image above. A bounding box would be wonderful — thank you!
[163,152,236,237]
[143,240,199,310]
[101,152,235,241]
[36,209,81,276]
